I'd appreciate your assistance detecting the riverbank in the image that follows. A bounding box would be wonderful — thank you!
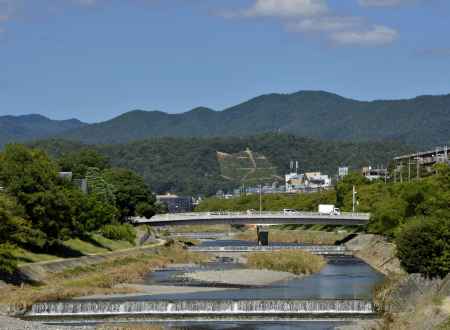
[345,234,404,276]
[0,241,208,314]
[345,234,450,330]
[17,239,166,284]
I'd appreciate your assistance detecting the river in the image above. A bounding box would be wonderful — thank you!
[33,237,385,330]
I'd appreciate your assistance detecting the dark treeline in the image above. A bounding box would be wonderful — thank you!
[0,144,160,275]
[31,134,412,196]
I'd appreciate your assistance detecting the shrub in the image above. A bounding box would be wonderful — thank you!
[247,250,326,275]
[0,244,18,275]
[100,224,136,245]
[396,217,450,278]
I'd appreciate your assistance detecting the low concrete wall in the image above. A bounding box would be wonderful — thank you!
[18,244,162,284]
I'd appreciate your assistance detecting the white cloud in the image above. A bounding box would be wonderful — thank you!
[330,25,399,46]
[222,0,329,18]
[358,0,418,7]
[286,16,363,33]
[218,0,399,47]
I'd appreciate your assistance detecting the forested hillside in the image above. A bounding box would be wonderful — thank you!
[32,134,412,195]
[58,91,450,148]
[0,114,86,147]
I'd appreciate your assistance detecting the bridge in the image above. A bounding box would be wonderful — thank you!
[131,211,370,227]
[188,245,352,255]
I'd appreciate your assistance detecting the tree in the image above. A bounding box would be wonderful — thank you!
[85,167,116,205]
[102,168,156,220]
[0,145,120,248]
[0,193,40,274]
[58,149,110,178]
[396,217,450,278]
[336,172,370,210]
[0,144,58,196]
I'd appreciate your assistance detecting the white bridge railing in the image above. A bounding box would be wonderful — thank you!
[133,211,370,222]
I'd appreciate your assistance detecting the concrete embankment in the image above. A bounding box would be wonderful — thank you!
[343,234,450,330]
[344,234,404,276]
[18,241,164,284]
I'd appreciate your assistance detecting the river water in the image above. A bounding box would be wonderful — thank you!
[40,237,384,330]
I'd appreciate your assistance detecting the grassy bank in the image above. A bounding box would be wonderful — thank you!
[11,234,136,266]
[372,274,450,330]
[237,229,348,245]
[247,250,326,275]
[1,243,208,311]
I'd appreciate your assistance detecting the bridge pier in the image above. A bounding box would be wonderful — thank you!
[257,226,269,246]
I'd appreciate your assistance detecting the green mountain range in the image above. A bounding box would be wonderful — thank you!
[0,114,86,147]
[2,91,450,149]
[57,91,450,148]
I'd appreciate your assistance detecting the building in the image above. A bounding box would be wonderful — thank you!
[156,194,194,213]
[338,167,349,178]
[285,172,305,192]
[393,146,449,181]
[58,172,73,181]
[304,172,332,188]
[362,166,388,182]
[285,171,332,192]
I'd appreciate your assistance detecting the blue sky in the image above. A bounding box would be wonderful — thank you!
[0,0,449,122]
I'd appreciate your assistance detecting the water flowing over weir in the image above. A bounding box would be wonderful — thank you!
[28,299,375,318]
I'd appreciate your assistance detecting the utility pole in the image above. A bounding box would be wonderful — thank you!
[259,184,262,215]
[352,185,357,213]
[400,162,403,183]
[416,157,420,180]
[408,159,411,182]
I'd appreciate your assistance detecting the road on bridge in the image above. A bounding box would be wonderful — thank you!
[131,211,370,227]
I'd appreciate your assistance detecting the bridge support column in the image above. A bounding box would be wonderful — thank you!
[257,226,269,246]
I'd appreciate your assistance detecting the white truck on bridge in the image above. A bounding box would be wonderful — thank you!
[318,204,341,215]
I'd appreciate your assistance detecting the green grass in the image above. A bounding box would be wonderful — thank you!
[13,234,136,266]
[436,317,450,330]
[63,238,110,255]
[63,234,134,255]
[89,234,134,251]
[247,250,326,275]
[13,248,60,265]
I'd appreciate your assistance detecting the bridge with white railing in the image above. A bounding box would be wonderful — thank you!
[131,211,370,227]
[188,245,352,255]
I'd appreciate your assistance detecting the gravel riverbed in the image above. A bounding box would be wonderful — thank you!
[180,269,298,286]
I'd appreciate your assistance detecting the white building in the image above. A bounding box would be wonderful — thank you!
[304,172,332,189]
[338,167,349,178]
[285,172,305,192]
[285,171,332,192]
[362,166,388,181]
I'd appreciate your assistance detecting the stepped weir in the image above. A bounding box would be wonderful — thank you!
[27,299,375,320]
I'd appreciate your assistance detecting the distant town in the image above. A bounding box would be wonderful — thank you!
[152,145,450,213]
